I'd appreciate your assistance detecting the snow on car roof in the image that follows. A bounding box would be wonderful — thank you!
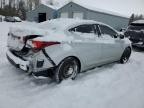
[132,20,144,24]
[39,18,104,30]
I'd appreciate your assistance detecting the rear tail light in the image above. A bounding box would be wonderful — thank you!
[28,40,60,49]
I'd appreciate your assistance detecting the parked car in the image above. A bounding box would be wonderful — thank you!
[13,16,22,22]
[4,16,15,22]
[125,20,144,48]
[6,18,131,83]
[4,16,22,22]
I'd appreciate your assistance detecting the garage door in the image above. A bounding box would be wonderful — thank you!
[60,12,68,18]
[73,12,84,19]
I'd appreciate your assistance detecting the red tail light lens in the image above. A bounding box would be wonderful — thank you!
[32,40,60,49]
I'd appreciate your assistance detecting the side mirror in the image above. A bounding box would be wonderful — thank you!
[114,34,118,38]
[120,28,126,32]
[119,34,124,39]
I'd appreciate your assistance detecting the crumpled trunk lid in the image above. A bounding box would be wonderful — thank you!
[7,26,48,51]
[7,33,26,51]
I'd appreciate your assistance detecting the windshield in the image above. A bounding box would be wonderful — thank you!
[39,22,60,31]
[128,23,144,31]
[14,17,21,21]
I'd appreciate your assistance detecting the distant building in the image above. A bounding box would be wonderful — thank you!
[26,1,129,30]
[26,4,57,23]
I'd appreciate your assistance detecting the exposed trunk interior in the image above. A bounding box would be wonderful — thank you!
[8,34,42,56]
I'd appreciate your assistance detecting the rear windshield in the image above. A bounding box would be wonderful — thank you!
[128,23,144,30]
[39,22,57,30]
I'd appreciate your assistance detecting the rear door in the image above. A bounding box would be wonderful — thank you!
[98,24,123,62]
[69,24,101,68]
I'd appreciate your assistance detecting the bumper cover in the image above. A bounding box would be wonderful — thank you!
[6,50,56,77]
[6,50,30,71]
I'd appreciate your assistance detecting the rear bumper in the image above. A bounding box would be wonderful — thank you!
[6,49,56,77]
[6,50,30,71]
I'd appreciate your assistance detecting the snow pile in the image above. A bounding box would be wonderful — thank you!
[0,15,4,21]
[9,18,103,42]
[34,31,74,42]
[9,25,47,36]
[9,19,76,42]
[39,18,99,30]
[1,22,144,108]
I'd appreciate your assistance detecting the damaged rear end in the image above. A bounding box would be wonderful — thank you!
[6,26,60,77]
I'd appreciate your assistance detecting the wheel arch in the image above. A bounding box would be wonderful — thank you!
[58,56,81,72]
[122,46,132,57]
[120,46,132,64]
[126,46,132,52]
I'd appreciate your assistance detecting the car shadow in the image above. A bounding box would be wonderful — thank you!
[27,63,117,86]
[12,62,117,87]
[75,62,116,82]
[11,68,56,86]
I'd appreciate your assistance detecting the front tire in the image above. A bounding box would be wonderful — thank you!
[54,57,80,83]
[120,47,131,64]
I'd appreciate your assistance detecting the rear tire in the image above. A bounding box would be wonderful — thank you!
[54,57,80,83]
[120,47,131,64]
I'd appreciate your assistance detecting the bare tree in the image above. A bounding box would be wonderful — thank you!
[34,0,40,8]
[129,13,135,25]
[0,0,3,9]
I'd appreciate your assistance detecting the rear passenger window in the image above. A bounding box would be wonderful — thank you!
[99,25,117,38]
[69,24,95,34]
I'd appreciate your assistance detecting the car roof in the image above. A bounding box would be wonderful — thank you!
[132,20,144,24]
[39,18,106,30]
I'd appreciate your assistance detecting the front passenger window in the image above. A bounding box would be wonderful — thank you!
[69,24,99,39]
[99,25,117,38]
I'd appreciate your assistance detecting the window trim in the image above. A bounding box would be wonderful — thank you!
[68,24,98,35]
[98,24,118,38]
[94,24,101,36]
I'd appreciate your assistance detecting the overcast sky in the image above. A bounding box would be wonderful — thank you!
[83,0,144,17]
[46,0,144,17]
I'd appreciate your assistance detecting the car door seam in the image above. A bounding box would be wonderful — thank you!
[42,49,56,67]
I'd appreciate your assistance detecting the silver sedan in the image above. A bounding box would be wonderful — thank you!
[6,18,131,83]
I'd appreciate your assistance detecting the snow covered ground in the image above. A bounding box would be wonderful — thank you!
[0,21,144,108]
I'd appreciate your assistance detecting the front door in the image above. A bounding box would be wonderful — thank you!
[98,24,123,62]
[69,24,101,68]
